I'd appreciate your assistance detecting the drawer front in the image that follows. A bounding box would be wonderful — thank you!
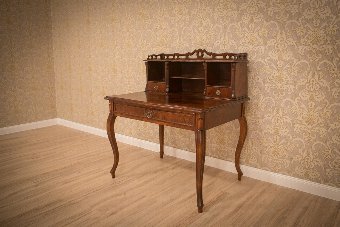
[145,82,166,93]
[206,86,232,99]
[114,104,195,128]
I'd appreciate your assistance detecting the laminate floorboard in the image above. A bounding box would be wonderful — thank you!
[0,126,339,226]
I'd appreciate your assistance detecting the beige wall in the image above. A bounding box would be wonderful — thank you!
[2,0,339,187]
[51,0,340,187]
[0,0,56,127]
[51,0,340,188]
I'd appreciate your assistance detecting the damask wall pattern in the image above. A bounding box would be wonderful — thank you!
[0,0,56,127]
[51,0,340,187]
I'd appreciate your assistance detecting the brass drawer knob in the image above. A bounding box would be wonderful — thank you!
[154,85,158,91]
[144,109,154,119]
[216,89,221,96]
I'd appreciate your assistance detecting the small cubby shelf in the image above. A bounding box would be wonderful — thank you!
[206,62,231,87]
[169,62,205,79]
[145,49,248,99]
[146,61,165,82]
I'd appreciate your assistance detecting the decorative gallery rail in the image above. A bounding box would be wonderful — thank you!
[147,49,248,61]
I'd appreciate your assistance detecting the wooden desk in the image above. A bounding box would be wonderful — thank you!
[105,91,248,213]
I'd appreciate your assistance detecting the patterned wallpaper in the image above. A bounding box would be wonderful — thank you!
[51,0,339,187]
[0,0,56,127]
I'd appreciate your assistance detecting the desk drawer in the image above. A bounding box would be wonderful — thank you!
[145,82,166,93]
[206,86,232,99]
[114,104,195,128]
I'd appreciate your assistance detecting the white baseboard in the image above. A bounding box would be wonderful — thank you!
[0,119,58,135]
[1,118,339,201]
[56,118,107,137]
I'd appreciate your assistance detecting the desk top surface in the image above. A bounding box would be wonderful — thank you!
[105,92,248,112]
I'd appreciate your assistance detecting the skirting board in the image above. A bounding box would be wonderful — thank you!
[0,119,58,135]
[1,118,339,201]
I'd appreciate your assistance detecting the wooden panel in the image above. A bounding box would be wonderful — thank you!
[205,103,242,129]
[114,103,195,129]
[234,62,248,98]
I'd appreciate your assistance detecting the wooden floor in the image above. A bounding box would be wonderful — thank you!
[0,126,339,226]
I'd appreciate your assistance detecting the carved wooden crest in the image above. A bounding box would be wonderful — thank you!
[147,49,247,61]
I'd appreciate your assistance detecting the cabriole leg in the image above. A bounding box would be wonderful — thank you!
[195,129,206,213]
[159,125,164,159]
[235,115,247,181]
[107,111,119,178]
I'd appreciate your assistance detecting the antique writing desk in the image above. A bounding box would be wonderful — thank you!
[105,49,248,213]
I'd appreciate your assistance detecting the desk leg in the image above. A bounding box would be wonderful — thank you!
[195,129,206,213]
[235,115,247,181]
[159,125,164,159]
[107,112,119,178]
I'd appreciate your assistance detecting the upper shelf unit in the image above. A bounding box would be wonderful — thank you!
[144,49,248,99]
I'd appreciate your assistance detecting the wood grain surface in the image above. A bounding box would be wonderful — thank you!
[0,126,339,226]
